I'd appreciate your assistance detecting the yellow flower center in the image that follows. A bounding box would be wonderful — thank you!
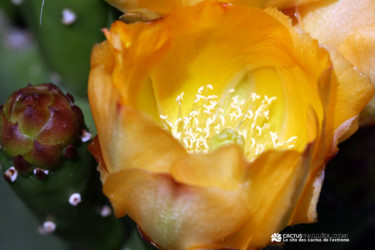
[209,128,245,152]
[160,85,297,161]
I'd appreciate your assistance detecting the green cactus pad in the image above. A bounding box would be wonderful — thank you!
[0,143,126,250]
[17,0,110,96]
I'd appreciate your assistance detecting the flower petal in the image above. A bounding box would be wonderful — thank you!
[106,0,323,21]
[325,49,373,133]
[297,0,375,121]
[218,148,310,248]
[288,170,325,224]
[89,82,187,175]
[298,0,375,81]
[170,144,247,190]
[103,169,249,250]
[104,20,170,116]
[89,42,186,174]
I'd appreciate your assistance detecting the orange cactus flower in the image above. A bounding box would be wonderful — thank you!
[294,0,375,123]
[105,0,322,21]
[88,2,373,249]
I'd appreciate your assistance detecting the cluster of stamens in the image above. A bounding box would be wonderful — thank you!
[160,85,297,161]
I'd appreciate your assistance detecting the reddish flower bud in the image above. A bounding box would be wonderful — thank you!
[0,83,84,170]
[13,155,32,174]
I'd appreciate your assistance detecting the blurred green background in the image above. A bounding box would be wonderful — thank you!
[1,1,374,249]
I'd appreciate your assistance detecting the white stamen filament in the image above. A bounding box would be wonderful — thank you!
[160,85,297,161]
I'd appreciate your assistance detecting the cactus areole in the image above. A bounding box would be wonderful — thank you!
[0,83,84,171]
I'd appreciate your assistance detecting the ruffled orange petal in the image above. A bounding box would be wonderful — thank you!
[219,148,310,248]
[325,50,373,132]
[231,0,321,9]
[297,0,375,79]
[102,146,312,249]
[170,144,247,190]
[106,0,322,21]
[103,169,250,250]
[89,42,187,175]
[296,0,375,120]
[104,20,170,116]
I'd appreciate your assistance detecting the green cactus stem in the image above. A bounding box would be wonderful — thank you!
[15,0,110,96]
[0,83,125,250]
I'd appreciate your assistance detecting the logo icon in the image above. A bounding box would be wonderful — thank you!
[271,233,282,242]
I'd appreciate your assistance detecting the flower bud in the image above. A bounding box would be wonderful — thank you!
[0,83,84,169]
